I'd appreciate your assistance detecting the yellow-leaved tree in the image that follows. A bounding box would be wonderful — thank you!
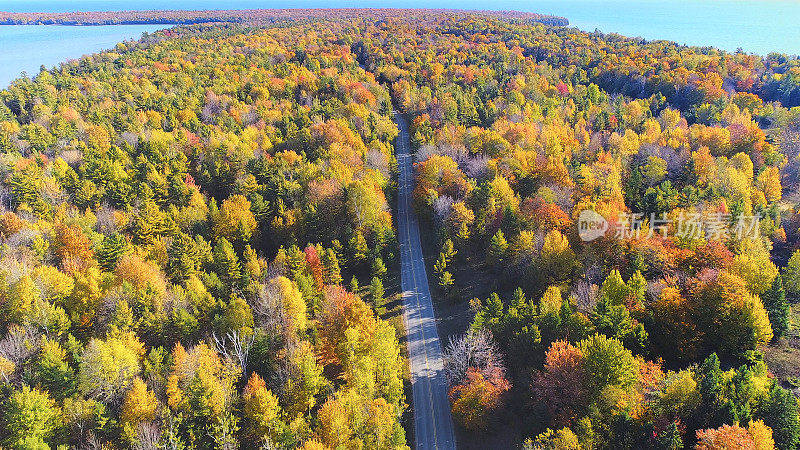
[243,372,285,444]
[121,377,158,442]
[78,331,144,403]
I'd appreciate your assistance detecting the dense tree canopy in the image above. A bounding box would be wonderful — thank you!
[0,17,407,449]
[1,8,800,449]
[347,9,800,450]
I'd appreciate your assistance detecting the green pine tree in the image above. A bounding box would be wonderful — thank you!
[656,422,682,450]
[350,230,369,266]
[763,274,790,339]
[759,383,800,450]
[370,276,385,313]
[96,232,129,271]
[213,238,242,290]
[322,248,343,285]
[487,229,508,269]
[371,256,387,280]
[441,238,457,263]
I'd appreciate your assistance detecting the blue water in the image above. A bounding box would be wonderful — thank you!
[0,25,166,88]
[1,1,800,88]
[541,0,800,56]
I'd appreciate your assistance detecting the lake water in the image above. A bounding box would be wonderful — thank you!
[1,0,799,89]
[0,25,166,88]
[532,0,800,56]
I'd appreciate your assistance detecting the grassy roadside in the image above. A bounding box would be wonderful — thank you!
[380,141,416,448]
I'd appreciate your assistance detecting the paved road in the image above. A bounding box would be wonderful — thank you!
[394,111,457,450]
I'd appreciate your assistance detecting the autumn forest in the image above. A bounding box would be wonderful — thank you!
[1,9,800,450]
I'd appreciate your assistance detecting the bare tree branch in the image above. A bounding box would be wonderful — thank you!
[213,330,255,375]
[442,329,504,387]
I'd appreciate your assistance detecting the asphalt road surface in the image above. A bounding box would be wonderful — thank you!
[394,111,457,450]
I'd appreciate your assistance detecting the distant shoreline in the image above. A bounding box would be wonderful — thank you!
[0,8,570,27]
[0,22,179,26]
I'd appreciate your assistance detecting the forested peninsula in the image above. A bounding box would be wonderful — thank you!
[1,9,800,450]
